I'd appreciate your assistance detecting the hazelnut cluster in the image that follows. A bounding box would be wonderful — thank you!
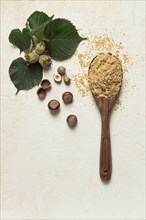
[37,66,77,128]
[25,41,52,70]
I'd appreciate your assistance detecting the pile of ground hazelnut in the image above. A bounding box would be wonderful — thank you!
[88,53,123,98]
[73,34,129,95]
[73,33,131,109]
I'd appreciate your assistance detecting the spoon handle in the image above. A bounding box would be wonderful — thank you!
[100,113,112,181]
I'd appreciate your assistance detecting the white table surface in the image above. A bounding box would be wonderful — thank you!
[1,1,145,219]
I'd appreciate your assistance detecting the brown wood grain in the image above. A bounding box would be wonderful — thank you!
[94,95,119,181]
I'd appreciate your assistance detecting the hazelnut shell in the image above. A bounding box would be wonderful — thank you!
[53,73,62,83]
[62,91,73,104]
[41,79,51,90]
[37,87,46,100]
[48,99,60,111]
[57,66,66,76]
[64,75,71,85]
[67,115,77,127]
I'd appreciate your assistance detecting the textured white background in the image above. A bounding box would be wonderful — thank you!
[1,1,145,220]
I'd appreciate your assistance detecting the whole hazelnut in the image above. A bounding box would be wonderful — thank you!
[39,54,52,70]
[62,91,73,104]
[57,66,66,76]
[48,99,60,112]
[64,75,71,85]
[67,115,77,128]
[37,87,46,100]
[41,79,51,90]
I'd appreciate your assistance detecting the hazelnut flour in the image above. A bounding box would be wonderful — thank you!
[72,34,131,109]
[88,53,123,98]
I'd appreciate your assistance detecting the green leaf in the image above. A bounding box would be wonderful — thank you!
[9,28,31,53]
[44,18,86,60]
[27,11,54,40]
[28,11,54,29]
[31,20,53,41]
[9,58,43,94]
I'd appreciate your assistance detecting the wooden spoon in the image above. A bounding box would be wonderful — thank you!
[88,55,122,182]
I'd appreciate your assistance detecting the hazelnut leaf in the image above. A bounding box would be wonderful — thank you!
[9,58,43,94]
[27,11,54,40]
[44,18,87,60]
[31,20,52,41]
[28,11,54,29]
[9,28,31,53]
